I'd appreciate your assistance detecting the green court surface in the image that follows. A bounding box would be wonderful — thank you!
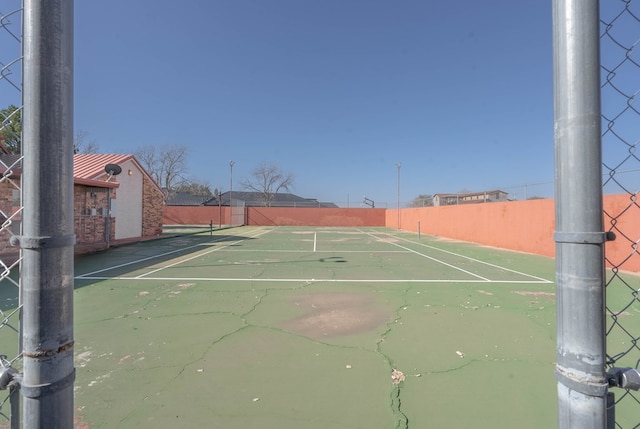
[71,226,559,428]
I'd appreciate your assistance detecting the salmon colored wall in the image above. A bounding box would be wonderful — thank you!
[163,206,386,227]
[602,194,640,272]
[247,207,386,226]
[163,195,640,273]
[386,194,640,273]
[387,199,556,257]
[163,206,230,226]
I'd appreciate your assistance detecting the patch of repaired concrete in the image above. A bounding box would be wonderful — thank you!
[281,293,391,338]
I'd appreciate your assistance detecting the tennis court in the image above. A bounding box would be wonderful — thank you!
[72,226,558,428]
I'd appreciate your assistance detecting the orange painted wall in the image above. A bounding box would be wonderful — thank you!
[247,207,386,226]
[163,206,230,226]
[163,195,640,272]
[386,194,640,273]
[163,206,386,227]
[602,194,640,272]
[387,199,556,257]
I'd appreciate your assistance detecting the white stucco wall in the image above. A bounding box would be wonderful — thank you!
[112,159,143,239]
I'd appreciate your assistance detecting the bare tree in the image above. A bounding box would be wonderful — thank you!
[134,144,189,193]
[241,162,294,206]
[173,182,213,197]
[408,194,433,207]
[74,130,100,154]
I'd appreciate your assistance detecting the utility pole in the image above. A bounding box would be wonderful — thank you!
[229,160,235,225]
[396,162,401,229]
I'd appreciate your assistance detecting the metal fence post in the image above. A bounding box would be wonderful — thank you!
[552,0,608,427]
[21,0,75,427]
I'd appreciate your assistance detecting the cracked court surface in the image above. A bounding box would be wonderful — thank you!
[72,226,558,428]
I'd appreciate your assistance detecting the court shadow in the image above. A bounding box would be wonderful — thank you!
[72,233,256,290]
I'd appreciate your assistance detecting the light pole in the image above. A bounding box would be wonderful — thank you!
[229,160,235,225]
[396,162,401,229]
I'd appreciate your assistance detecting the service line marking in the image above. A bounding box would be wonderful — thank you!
[360,230,491,281]
[364,229,553,284]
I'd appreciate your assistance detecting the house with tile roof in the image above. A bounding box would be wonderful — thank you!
[0,153,164,258]
[73,154,164,251]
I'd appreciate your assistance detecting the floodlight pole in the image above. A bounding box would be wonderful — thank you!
[396,162,401,229]
[229,160,235,225]
[21,0,76,427]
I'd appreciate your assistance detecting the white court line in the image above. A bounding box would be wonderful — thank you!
[75,227,271,278]
[360,230,491,281]
[366,229,553,284]
[74,227,552,285]
[75,276,550,284]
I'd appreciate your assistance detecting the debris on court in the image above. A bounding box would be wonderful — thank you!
[177,283,195,289]
[456,350,465,358]
[391,368,405,386]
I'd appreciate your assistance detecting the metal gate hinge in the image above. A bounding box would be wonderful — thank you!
[0,366,20,390]
[607,367,640,391]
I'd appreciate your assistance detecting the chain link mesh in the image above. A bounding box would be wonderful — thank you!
[601,1,640,427]
[0,1,22,427]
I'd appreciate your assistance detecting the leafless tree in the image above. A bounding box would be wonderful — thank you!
[173,182,212,197]
[134,144,189,193]
[408,194,433,207]
[241,162,294,206]
[74,130,100,154]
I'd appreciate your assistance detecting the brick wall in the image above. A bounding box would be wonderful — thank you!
[0,176,164,259]
[141,175,164,237]
[73,185,113,253]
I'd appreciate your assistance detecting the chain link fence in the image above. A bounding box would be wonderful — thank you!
[0,1,23,428]
[601,1,640,427]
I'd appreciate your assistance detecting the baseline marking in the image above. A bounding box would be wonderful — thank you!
[75,276,550,284]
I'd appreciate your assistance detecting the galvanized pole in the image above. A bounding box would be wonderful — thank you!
[21,0,75,427]
[552,0,608,427]
[396,162,401,229]
[229,160,234,225]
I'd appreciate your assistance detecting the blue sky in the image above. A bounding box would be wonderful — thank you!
[72,0,560,206]
[1,2,635,206]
